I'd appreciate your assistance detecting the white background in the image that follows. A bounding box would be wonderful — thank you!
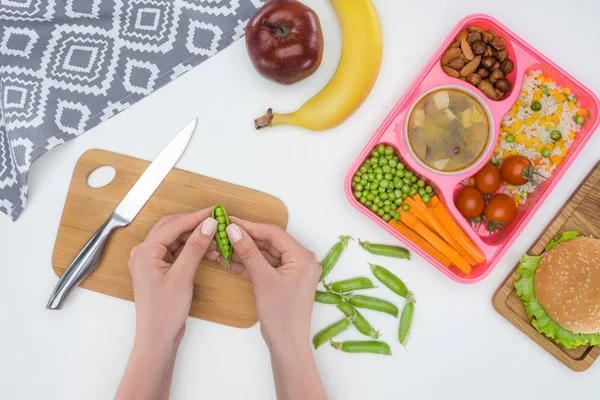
[1,0,599,399]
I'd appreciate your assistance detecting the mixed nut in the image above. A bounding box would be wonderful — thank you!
[441,26,515,100]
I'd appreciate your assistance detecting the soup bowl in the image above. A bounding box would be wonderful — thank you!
[403,84,496,177]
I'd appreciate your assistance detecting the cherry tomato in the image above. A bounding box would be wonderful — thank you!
[474,163,502,193]
[484,194,517,228]
[455,186,485,219]
[500,155,533,186]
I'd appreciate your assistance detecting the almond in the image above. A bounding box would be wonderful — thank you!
[442,66,460,78]
[448,57,466,70]
[461,39,475,61]
[468,26,483,33]
[441,47,461,65]
[478,80,499,100]
[460,55,481,77]
[449,40,460,49]
[457,29,469,43]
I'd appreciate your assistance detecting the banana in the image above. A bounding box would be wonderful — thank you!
[254,0,383,131]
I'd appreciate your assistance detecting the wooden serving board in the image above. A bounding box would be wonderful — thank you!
[493,161,600,372]
[52,149,288,328]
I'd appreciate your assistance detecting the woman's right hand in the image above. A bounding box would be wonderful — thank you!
[208,218,321,349]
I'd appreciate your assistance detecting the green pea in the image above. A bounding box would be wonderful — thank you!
[402,203,410,211]
[418,188,426,197]
[370,190,378,196]
[393,179,403,189]
[371,181,379,189]
[410,176,417,183]
[575,115,585,125]
[353,175,360,183]
[382,214,391,222]
[212,204,232,269]
[370,157,378,165]
[380,192,388,201]
[313,316,354,349]
[327,277,376,293]
[394,198,402,206]
[377,209,385,217]
[571,96,578,104]
[315,291,342,305]
[491,158,500,166]
[330,340,392,355]
[374,167,383,174]
[362,190,368,197]
[367,173,375,181]
[371,204,379,212]
[394,212,401,220]
[382,165,391,174]
[417,179,425,188]
[390,168,397,175]
[354,190,361,198]
[360,179,367,186]
[404,171,413,179]
[392,155,399,162]
[217,216,225,224]
[379,158,388,166]
[396,169,405,178]
[380,180,389,189]
[550,130,562,141]
[355,184,364,192]
[360,165,368,174]
[385,173,393,181]
[373,197,381,205]
[376,173,384,181]
[365,201,373,206]
[344,294,399,317]
[402,193,409,199]
[336,302,381,339]
[408,187,418,196]
[359,196,367,204]
[383,200,392,205]
[378,187,386,193]
[397,163,405,170]
[425,186,433,194]
[530,101,542,111]
[539,84,548,94]
[385,146,394,156]
[383,205,391,213]
[541,148,551,157]
[394,189,402,198]
[388,159,398,168]
[505,134,515,142]
[401,184,411,194]
[422,194,431,203]
[371,150,380,158]
[385,154,393,160]
[399,299,415,348]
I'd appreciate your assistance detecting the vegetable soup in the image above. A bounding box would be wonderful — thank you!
[407,89,489,172]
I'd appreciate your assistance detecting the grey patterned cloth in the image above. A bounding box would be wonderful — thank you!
[0,0,262,221]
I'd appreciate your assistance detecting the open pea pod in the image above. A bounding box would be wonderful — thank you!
[212,204,232,269]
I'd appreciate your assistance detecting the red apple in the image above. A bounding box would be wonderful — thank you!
[246,0,323,85]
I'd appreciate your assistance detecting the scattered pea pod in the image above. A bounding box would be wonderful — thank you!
[330,340,392,356]
[359,239,410,260]
[212,204,232,269]
[337,301,381,339]
[325,277,376,293]
[344,294,399,317]
[314,291,342,305]
[398,297,415,348]
[369,263,412,299]
[319,236,353,282]
[312,315,355,349]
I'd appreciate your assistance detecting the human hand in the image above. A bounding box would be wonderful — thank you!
[128,208,218,347]
[206,218,321,349]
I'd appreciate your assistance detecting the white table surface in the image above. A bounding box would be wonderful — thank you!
[2,0,599,398]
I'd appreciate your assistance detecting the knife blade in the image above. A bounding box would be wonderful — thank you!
[46,118,198,310]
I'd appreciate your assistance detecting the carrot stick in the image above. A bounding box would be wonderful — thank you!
[399,209,472,275]
[402,198,435,231]
[413,194,429,211]
[424,209,478,265]
[429,195,440,208]
[389,220,452,268]
[432,203,486,264]
[405,196,428,214]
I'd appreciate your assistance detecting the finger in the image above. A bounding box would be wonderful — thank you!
[230,249,279,267]
[169,217,218,282]
[226,223,274,283]
[149,208,212,246]
[167,232,192,255]
[229,217,298,254]
[217,257,250,280]
[254,240,282,259]
[204,250,221,262]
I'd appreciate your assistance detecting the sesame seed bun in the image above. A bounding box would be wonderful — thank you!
[534,236,600,335]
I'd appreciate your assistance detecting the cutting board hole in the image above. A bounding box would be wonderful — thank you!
[87,166,116,189]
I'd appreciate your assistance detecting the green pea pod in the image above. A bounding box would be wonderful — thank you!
[326,277,376,293]
[369,263,411,299]
[314,291,342,305]
[212,204,232,269]
[337,302,381,339]
[312,315,354,349]
[330,340,391,355]
[319,236,353,282]
[358,239,410,259]
[399,298,415,348]
[344,294,399,317]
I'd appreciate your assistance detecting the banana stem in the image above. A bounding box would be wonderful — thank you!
[254,108,295,130]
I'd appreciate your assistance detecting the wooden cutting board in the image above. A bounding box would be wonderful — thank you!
[52,149,288,328]
[493,161,600,372]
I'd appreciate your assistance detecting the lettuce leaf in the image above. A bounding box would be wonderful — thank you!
[514,231,600,349]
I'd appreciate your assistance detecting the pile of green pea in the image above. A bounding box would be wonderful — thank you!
[352,144,434,222]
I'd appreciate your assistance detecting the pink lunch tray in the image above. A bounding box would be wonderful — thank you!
[345,13,600,283]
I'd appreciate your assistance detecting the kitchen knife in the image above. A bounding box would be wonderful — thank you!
[46,118,198,310]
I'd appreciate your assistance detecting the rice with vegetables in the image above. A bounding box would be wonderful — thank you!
[493,70,590,204]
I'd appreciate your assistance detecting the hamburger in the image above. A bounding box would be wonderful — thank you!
[514,232,600,348]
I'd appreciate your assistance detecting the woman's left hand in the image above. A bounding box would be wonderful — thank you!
[128,208,218,347]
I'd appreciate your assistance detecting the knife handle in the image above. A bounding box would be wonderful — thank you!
[46,212,129,310]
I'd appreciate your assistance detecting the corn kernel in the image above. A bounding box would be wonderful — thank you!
[539,117,547,125]
[550,89,558,96]
[524,117,534,126]
[552,115,560,124]
[557,106,563,114]
[569,131,575,140]
[536,144,544,152]
[516,100,524,107]
[556,94,566,103]
[545,77,554,84]
[569,102,575,110]
[532,112,540,120]
[562,87,571,95]
[545,143,555,151]
[551,155,563,165]
[561,147,567,156]
[577,108,587,116]
[515,133,526,143]
[533,94,542,102]
[510,149,518,156]
[524,139,535,147]
[533,136,541,143]
[514,120,523,130]
[545,122,555,129]
[555,139,565,147]
[503,150,510,158]
[514,194,521,203]
[533,157,544,166]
